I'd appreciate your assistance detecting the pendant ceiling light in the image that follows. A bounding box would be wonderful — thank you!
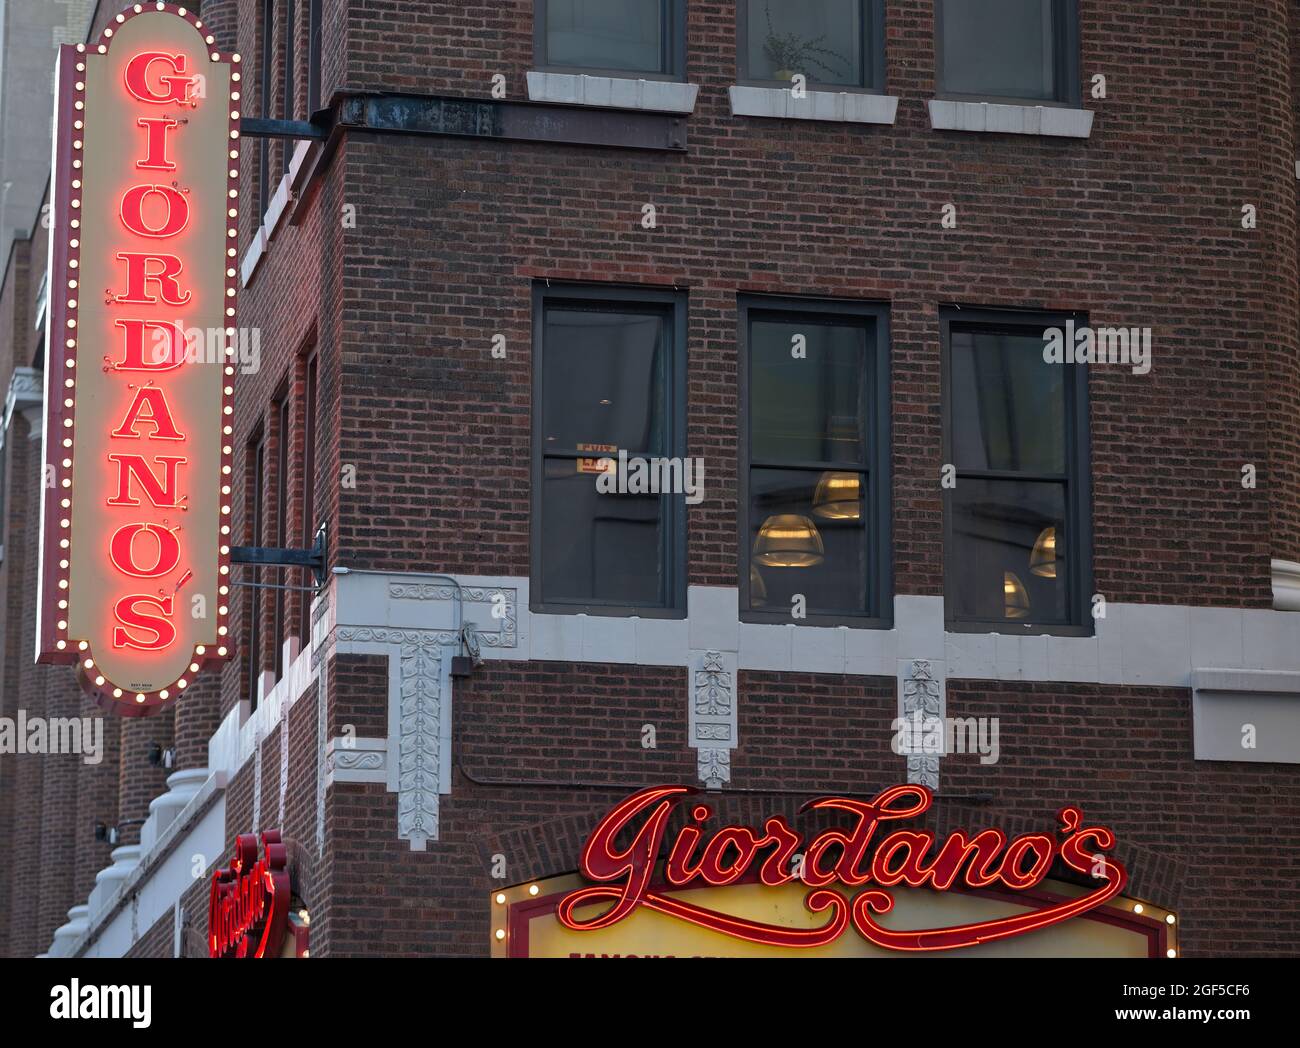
[1030,526,1058,578]
[1004,571,1030,619]
[812,471,862,520]
[753,514,824,568]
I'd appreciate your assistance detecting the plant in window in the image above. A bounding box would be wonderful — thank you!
[761,1,849,81]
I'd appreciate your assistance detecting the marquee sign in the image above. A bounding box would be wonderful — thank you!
[209,829,290,959]
[37,4,241,716]
[491,785,1180,958]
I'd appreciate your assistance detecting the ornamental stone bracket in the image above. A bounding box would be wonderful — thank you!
[898,659,946,791]
[333,626,449,851]
[2,365,42,441]
[322,570,522,851]
[689,650,738,790]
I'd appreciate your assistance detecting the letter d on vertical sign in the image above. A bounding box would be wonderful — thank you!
[35,5,240,717]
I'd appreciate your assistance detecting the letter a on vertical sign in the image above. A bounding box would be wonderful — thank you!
[36,5,240,717]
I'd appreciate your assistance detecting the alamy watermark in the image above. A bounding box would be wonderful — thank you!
[1043,319,1151,375]
[594,450,705,506]
[892,711,1000,765]
[0,710,104,765]
[147,322,262,374]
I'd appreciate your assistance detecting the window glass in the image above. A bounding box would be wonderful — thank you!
[950,329,1065,474]
[536,296,680,611]
[540,466,665,606]
[749,467,869,614]
[545,0,667,74]
[541,309,665,454]
[939,0,1056,100]
[744,0,864,87]
[944,312,1087,629]
[745,306,882,621]
[949,478,1067,623]
[750,318,865,465]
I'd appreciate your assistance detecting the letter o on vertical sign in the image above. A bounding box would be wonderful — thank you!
[35,5,239,717]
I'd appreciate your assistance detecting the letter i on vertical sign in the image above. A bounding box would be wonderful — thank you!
[35,5,241,717]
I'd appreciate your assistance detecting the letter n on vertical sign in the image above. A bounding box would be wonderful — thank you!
[36,5,240,717]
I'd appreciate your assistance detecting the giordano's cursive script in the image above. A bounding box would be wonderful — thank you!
[558,785,1127,951]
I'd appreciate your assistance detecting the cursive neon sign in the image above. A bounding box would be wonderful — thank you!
[208,829,290,959]
[558,784,1129,951]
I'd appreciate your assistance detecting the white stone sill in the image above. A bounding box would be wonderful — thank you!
[729,85,898,125]
[239,137,315,288]
[928,98,1093,138]
[526,70,699,113]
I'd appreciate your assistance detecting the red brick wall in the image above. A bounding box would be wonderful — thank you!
[288,0,1285,604]
[943,679,1300,956]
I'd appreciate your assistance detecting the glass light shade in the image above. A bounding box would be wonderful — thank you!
[1004,571,1030,619]
[749,564,768,606]
[753,514,824,568]
[812,471,862,520]
[1030,526,1057,578]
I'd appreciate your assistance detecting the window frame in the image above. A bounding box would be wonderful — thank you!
[281,0,297,175]
[257,0,275,218]
[308,0,323,115]
[736,0,885,94]
[272,390,291,679]
[738,295,893,629]
[940,306,1093,636]
[246,430,266,712]
[533,0,687,82]
[298,348,319,647]
[530,281,688,619]
[934,0,1081,107]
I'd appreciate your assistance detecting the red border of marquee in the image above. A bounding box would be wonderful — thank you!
[37,3,242,717]
[504,874,1174,959]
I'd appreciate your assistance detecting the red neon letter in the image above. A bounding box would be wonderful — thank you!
[125,52,193,105]
[116,253,191,306]
[112,385,185,441]
[109,523,182,579]
[136,116,180,171]
[112,594,177,651]
[113,319,188,372]
[107,454,186,508]
[120,185,190,239]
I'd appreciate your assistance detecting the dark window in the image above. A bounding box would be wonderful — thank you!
[258,0,274,217]
[299,351,318,646]
[308,0,323,114]
[535,0,684,79]
[739,0,884,91]
[942,308,1092,633]
[246,434,266,711]
[282,0,296,174]
[936,0,1079,104]
[272,394,290,679]
[531,285,686,616]
[740,298,891,626]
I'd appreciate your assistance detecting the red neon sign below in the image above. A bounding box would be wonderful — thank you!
[208,829,290,959]
[558,785,1128,951]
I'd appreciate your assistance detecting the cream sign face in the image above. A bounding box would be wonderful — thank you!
[37,5,240,716]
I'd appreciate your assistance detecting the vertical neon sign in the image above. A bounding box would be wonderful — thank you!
[37,4,240,716]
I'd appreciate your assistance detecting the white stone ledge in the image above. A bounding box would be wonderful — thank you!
[526,71,699,113]
[1193,668,1300,763]
[928,99,1093,138]
[238,138,314,288]
[729,85,898,125]
[1272,559,1300,611]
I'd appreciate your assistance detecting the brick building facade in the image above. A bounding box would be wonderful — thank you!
[2,0,1300,958]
